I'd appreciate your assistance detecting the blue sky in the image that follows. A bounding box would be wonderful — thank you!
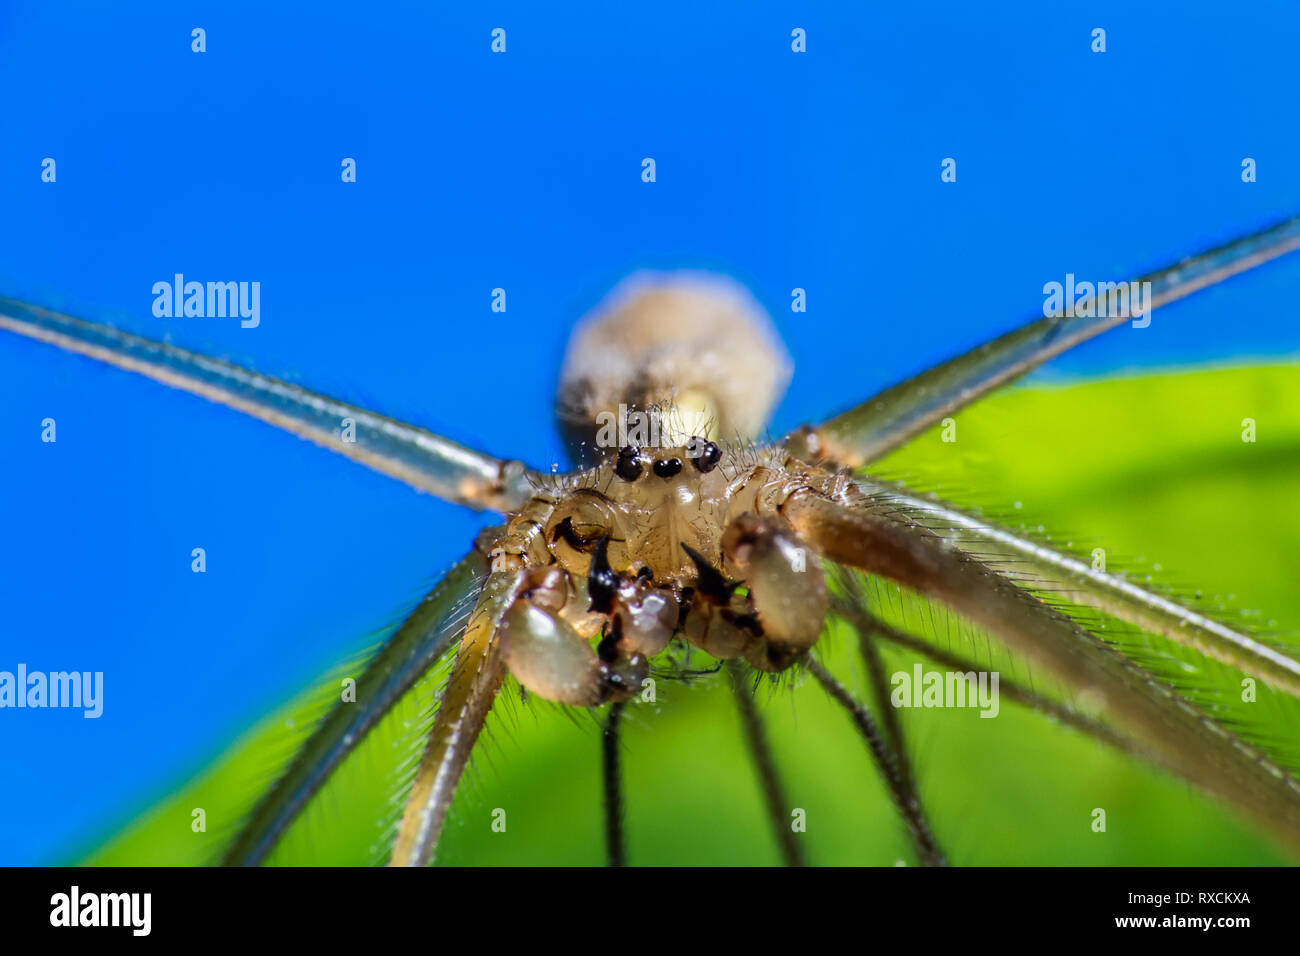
[1,0,1298,864]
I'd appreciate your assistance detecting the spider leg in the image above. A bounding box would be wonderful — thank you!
[803,655,946,866]
[853,476,1300,700]
[830,588,1139,758]
[725,660,807,867]
[717,515,828,670]
[390,557,650,865]
[222,550,488,865]
[390,569,519,866]
[602,702,627,867]
[827,570,923,807]
[784,215,1300,467]
[0,296,539,511]
[777,487,1300,853]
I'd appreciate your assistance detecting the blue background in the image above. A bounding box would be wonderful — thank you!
[1,1,1297,864]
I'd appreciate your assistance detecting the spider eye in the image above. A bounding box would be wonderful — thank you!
[653,457,683,478]
[689,438,721,474]
[615,446,643,481]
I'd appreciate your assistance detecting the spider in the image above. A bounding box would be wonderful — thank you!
[4,214,1300,867]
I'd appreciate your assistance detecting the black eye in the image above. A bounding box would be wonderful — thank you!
[615,446,642,481]
[653,457,683,478]
[689,438,721,474]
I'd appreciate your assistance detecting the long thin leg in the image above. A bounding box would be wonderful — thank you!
[828,569,932,848]
[831,594,1138,758]
[0,296,537,511]
[785,215,1300,466]
[780,489,1300,852]
[803,656,947,866]
[725,660,806,867]
[854,475,1300,700]
[389,570,520,866]
[843,595,920,797]
[602,702,627,867]
[222,551,487,866]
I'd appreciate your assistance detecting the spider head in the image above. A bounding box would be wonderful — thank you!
[543,428,762,589]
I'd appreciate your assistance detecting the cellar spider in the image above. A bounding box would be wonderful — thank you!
[4,215,1300,867]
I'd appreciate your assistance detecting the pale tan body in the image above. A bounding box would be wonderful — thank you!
[493,443,844,699]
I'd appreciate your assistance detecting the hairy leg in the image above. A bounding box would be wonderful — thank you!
[854,476,1300,700]
[602,702,627,867]
[830,590,1138,757]
[389,570,519,866]
[778,487,1300,853]
[223,551,487,866]
[725,660,806,867]
[827,570,924,817]
[803,656,946,866]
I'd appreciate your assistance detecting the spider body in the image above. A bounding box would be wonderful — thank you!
[492,434,839,706]
[467,275,838,706]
